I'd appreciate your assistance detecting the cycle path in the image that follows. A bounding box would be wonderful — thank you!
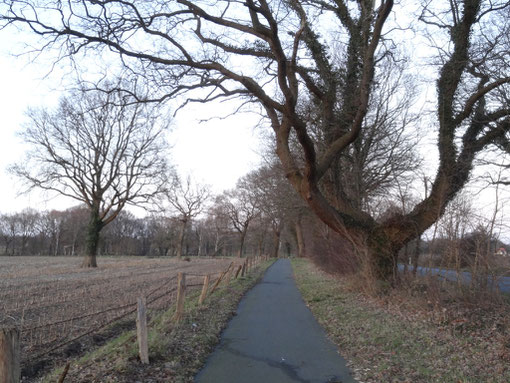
[195,258,357,383]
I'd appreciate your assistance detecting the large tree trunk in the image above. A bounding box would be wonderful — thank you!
[295,218,306,258]
[257,237,265,257]
[237,229,247,258]
[54,232,60,257]
[271,228,281,258]
[197,232,202,257]
[176,218,187,259]
[82,208,102,268]
[361,231,400,285]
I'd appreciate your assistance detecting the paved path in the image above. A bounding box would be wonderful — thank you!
[195,259,357,383]
[400,265,510,293]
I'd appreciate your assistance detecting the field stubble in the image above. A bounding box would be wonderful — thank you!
[0,255,235,380]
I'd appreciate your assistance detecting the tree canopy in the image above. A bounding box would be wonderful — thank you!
[12,85,170,266]
[2,0,510,279]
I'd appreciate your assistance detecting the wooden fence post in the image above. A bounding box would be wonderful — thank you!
[210,262,231,294]
[226,266,234,285]
[209,272,225,295]
[234,265,243,279]
[57,362,70,383]
[198,275,210,305]
[136,297,149,364]
[0,327,20,383]
[174,272,186,323]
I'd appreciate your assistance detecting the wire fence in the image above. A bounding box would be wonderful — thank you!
[0,255,270,382]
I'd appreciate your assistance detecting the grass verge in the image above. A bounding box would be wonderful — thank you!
[291,258,510,383]
[42,260,274,383]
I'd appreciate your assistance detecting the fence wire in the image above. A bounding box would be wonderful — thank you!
[12,257,263,371]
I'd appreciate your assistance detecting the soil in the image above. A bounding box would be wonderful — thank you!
[0,255,236,382]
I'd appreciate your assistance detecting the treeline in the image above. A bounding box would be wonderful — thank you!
[0,159,305,258]
[0,206,300,258]
[2,166,508,270]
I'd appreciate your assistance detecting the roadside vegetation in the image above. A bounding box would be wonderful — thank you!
[42,260,274,383]
[292,258,510,383]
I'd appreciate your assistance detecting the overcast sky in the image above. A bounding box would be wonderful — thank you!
[2,17,510,241]
[0,27,265,215]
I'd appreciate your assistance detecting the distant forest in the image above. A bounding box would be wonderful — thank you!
[0,206,296,258]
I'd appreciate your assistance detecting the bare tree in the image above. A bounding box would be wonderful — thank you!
[11,86,169,267]
[3,1,510,281]
[16,208,40,256]
[39,210,65,256]
[245,162,307,257]
[217,178,259,258]
[308,57,423,213]
[0,214,17,255]
[164,176,210,258]
[61,205,88,256]
[145,215,178,257]
[205,202,232,256]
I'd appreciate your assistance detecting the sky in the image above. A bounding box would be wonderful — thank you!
[1,10,510,241]
[0,29,263,215]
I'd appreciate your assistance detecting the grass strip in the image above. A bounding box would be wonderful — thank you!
[291,258,510,383]
[42,260,275,383]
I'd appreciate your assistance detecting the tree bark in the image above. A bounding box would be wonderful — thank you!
[295,219,306,258]
[237,229,247,258]
[54,232,60,257]
[214,233,220,256]
[82,207,102,268]
[271,228,281,258]
[197,232,202,257]
[257,238,265,257]
[176,218,187,259]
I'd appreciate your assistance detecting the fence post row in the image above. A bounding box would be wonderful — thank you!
[7,258,265,381]
[136,297,149,364]
[174,272,186,323]
[0,327,20,383]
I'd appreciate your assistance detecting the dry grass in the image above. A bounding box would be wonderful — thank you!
[0,255,237,380]
[292,258,510,383]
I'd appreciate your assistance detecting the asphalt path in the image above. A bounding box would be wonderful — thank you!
[195,259,357,383]
[400,265,510,293]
